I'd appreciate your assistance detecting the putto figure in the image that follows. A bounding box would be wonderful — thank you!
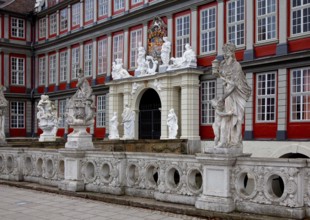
[112,58,132,80]
[168,43,197,70]
[37,94,58,142]
[211,42,251,148]
[167,108,178,139]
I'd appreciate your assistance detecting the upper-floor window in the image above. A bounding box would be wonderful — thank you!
[60,51,68,82]
[130,28,142,69]
[10,101,25,128]
[291,67,310,121]
[49,13,57,36]
[227,0,245,47]
[72,47,80,79]
[201,80,216,124]
[84,43,93,77]
[131,0,143,5]
[85,0,94,22]
[256,0,277,42]
[49,54,56,84]
[11,17,25,39]
[72,3,80,27]
[98,38,108,75]
[256,72,276,122]
[60,8,68,31]
[113,33,124,61]
[39,18,46,39]
[200,7,216,54]
[175,14,190,57]
[97,95,106,127]
[114,0,124,11]
[39,57,46,85]
[11,57,25,85]
[58,99,67,128]
[98,0,108,17]
[48,0,57,7]
[291,0,310,36]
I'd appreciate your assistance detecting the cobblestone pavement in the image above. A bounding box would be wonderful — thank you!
[0,185,204,220]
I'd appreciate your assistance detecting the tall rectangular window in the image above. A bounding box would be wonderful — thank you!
[256,72,276,122]
[39,18,46,39]
[175,14,190,57]
[84,44,93,77]
[130,28,142,68]
[227,0,245,47]
[113,33,123,61]
[97,95,106,127]
[291,0,310,35]
[85,0,94,22]
[11,17,25,38]
[72,3,80,27]
[72,47,80,79]
[60,51,68,82]
[256,0,277,42]
[11,57,24,85]
[59,99,67,128]
[49,54,56,84]
[201,80,216,124]
[10,101,24,128]
[98,38,108,75]
[49,13,57,35]
[114,0,124,11]
[60,8,68,31]
[291,67,310,121]
[98,0,108,17]
[39,57,46,85]
[200,7,216,54]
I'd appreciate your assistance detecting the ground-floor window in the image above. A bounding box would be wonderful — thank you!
[201,80,216,124]
[58,100,67,128]
[10,101,25,128]
[97,95,106,127]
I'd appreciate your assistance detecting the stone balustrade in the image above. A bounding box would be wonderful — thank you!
[0,148,309,219]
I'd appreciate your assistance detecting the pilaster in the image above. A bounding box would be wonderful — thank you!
[190,7,198,53]
[56,10,60,36]
[55,50,59,87]
[217,0,224,56]
[167,14,173,45]
[108,0,112,17]
[80,0,84,28]
[93,0,97,22]
[125,0,129,11]
[79,43,84,70]
[92,39,97,81]
[68,4,71,32]
[244,0,254,60]
[276,0,288,55]
[45,15,48,38]
[45,53,48,90]
[107,34,112,77]
[123,28,129,69]
[4,14,8,39]
[277,68,287,140]
[143,22,148,49]
[66,47,71,88]
[244,72,254,140]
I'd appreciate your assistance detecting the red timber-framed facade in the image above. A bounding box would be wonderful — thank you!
[0,0,310,157]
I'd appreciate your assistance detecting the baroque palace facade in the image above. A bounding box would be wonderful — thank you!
[0,0,310,157]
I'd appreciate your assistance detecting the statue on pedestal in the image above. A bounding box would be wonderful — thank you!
[167,108,178,139]
[211,42,251,149]
[0,85,8,145]
[37,94,58,142]
[109,112,119,140]
[168,43,197,70]
[160,37,171,66]
[111,58,132,80]
[135,42,158,77]
[122,104,135,139]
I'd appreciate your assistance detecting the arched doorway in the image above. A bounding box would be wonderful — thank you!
[139,89,161,139]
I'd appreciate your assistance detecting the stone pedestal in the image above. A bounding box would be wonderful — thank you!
[58,149,85,192]
[158,65,168,73]
[65,126,94,149]
[39,133,56,142]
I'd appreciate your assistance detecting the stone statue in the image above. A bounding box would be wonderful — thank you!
[167,108,178,139]
[161,37,171,66]
[112,58,132,80]
[65,69,96,148]
[0,85,8,145]
[109,112,119,140]
[131,82,141,95]
[211,42,251,148]
[135,42,158,77]
[122,104,135,139]
[37,94,58,142]
[168,43,197,70]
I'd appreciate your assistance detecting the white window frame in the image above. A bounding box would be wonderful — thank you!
[39,18,46,39]
[114,0,125,11]
[113,33,124,61]
[129,28,142,69]
[49,54,56,84]
[98,0,108,17]
[11,57,25,86]
[39,57,46,85]
[256,72,277,123]
[291,0,310,36]
[98,38,108,75]
[10,101,25,128]
[227,0,245,47]
[175,14,190,58]
[72,47,80,79]
[49,13,57,35]
[97,95,106,127]
[58,99,67,128]
[131,0,142,5]
[85,0,94,22]
[60,51,68,82]
[201,80,216,125]
[72,3,80,27]
[290,67,310,122]
[256,0,277,43]
[200,7,217,55]
[84,43,93,77]
[11,17,25,38]
[60,8,68,31]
